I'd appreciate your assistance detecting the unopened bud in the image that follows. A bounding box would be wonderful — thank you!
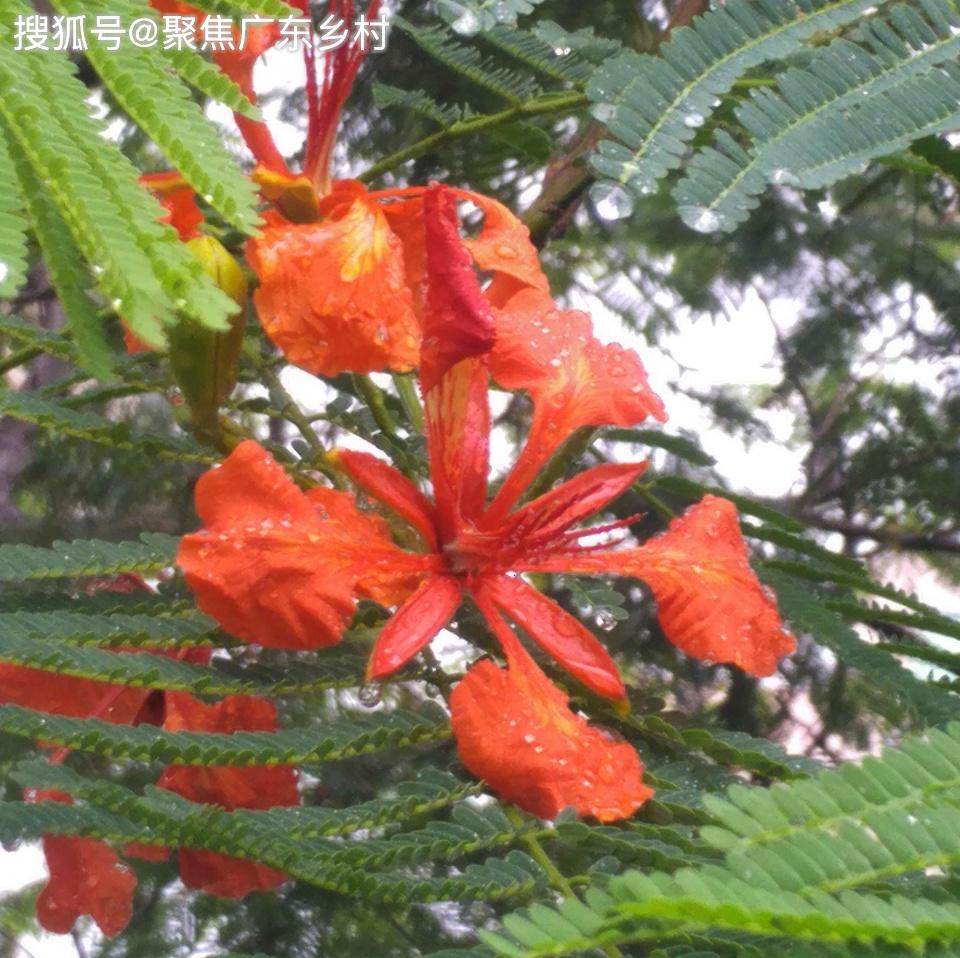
[168,236,247,438]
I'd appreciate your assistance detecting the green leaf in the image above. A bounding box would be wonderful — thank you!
[7,132,113,378]
[587,0,887,199]
[675,0,960,233]
[0,533,177,582]
[0,702,452,765]
[52,0,261,234]
[0,123,29,299]
[766,572,958,726]
[0,391,218,463]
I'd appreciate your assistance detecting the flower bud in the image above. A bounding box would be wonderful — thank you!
[168,236,247,439]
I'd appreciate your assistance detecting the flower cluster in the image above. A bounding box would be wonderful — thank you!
[3,0,796,937]
[180,181,795,829]
[1,576,297,935]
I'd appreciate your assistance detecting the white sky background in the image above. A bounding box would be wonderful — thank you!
[4,38,960,958]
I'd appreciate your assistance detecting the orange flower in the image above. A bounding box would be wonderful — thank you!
[156,693,299,898]
[180,183,795,820]
[247,180,547,377]
[35,793,136,937]
[450,617,651,822]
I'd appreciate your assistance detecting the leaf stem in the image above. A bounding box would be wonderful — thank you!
[353,373,400,441]
[392,372,424,433]
[504,805,625,958]
[359,92,589,183]
[634,483,677,520]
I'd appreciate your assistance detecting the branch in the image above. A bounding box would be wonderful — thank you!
[358,92,588,183]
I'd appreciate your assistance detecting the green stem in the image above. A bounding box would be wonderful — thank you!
[634,482,677,520]
[252,347,343,487]
[353,373,400,442]
[0,346,41,375]
[504,806,624,958]
[522,427,599,504]
[392,372,424,433]
[359,92,589,183]
[503,805,576,897]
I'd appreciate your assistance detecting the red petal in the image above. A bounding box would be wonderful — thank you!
[156,692,298,898]
[177,441,422,649]
[36,834,135,936]
[479,576,625,701]
[0,664,147,723]
[449,610,650,822]
[333,449,438,550]
[366,575,462,680]
[484,461,647,542]
[451,189,548,305]
[177,850,287,898]
[139,172,202,242]
[248,191,419,376]
[420,183,496,392]
[425,358,491,541]
[487,289,667,521]
[519,496,795,677]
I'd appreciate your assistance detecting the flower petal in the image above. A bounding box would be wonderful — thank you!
[484,461,647,543]
[178,440,422,649]
[420,183,496,391]
[480,576,625,701]
[177,850,287,899]
[366,575,463,680]
[248,190,419,376]
[421,183,496,536]
[157,693,298,899]
[36,834,135,936]
[332,448,438,550]
[519,496,795,677]
[450,606,650,822]
[0,664,148,723]
[452,188,548,306]
[139,172,203,242]
[487,289,667,521]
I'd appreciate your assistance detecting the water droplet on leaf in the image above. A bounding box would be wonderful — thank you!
[359,682,382,707]
[590,182,634,221]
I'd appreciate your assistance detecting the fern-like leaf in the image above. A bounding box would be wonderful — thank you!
[477,725,960,955]
[395,17,542,104]
[52,0,261,234]
[0,391,218,463]
[0,701,452,764]
[0,123,29,299]
[674,0,960,232]
[8,138,113,378]
[0,533,177,582]
[587,0,888,198]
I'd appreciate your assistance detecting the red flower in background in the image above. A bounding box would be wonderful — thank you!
[157,693,299,897]
[179,183,795,821]
[0,577,300,932]
[34,791,136,938]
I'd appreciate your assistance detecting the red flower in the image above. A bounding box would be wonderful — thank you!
[180,183,795,820]
[247,179,549,378]
[450,620,652,822]
[156,693,299,898]
[36,831,136,936]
